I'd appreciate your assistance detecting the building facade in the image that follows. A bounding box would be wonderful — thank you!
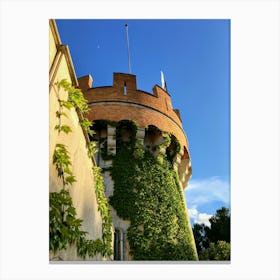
[78,73,198,260]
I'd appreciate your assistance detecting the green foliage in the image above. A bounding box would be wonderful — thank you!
[93,119,117,128]
[80,118,95,137]
[77,238,104,257]
[166,136,181,163]
[199,241,230,261]
[56,111,68,119]
[193,223,210,254]
[53,144,76,185]
[55,124,72,134]
[49,189,86,252]
[108,120,197,260]
[93,166,113,257]
[68,88,89,113]
[87,141,98,159]
[57,79,89,113]
[50,80,113,259]
[100,140,114,161]
[207,207,230,244]
[192,207,230,260]
[59,99,74,110]
[49,188,111,258]
[115,119,138,150]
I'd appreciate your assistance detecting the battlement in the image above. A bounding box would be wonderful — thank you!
[78,72,189,158]
[113,72,137,91]
[79,73,181,124]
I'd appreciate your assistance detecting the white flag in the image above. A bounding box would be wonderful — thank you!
[161,71,165,90]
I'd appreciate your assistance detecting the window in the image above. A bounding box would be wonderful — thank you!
[114,228,126,260]
[89,121,107,166]
[114,229,121,260]
[124,82,127,95]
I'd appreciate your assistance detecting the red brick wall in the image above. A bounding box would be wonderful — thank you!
[85,103,188,149]
[80,73,189,150]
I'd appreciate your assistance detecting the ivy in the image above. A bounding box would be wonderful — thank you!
[59,99,74,110]
[57,79,89,113]
[77,238,104,257]
[55,124,72,134]
[49,189,86,252]
[93,119,117,128]
[80,118,95,137]
[53,143,76,186]
[87,141,98,159]
[56,79,98,163]
[108,120,197,260]
[166,136,181,163]
[92,166,113,257]
[100,140,114,161]
[50,79,113,260]
[115,120,138,150]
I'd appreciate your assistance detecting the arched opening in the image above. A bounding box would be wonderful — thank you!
[116,120,137,152]
[144,125,181,163]
[89,120,108,166]
[144,125,163,155]
[178,146,191,187]
[166,134,181,163]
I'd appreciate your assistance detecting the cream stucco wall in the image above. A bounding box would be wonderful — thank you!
[49,20,109,261]
[49,27,57,69]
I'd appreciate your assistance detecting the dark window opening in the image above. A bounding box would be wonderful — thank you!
[114,229,126,260]
[89,120,107,166]
[124,82,127,95]
[114,229,121,260]
[116,121,134,152]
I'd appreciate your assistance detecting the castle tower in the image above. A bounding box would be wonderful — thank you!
[78,73,198,260]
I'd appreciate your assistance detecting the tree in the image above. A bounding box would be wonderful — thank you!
[192,207,230,260]
[199,241,230,261]
[192,223,209,254]
[207,207,230,244]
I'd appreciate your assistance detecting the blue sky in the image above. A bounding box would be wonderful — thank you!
[56,19,230,227]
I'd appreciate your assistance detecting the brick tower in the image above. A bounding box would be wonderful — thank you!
[78,72,197,260]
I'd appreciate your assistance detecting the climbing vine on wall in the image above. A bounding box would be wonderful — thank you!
[49,189,86,252]
[50,79,112,259]
[106,120,198,260]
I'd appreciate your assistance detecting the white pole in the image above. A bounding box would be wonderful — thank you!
[125,24,131,74]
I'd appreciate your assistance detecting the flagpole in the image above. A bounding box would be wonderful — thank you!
[125,24,131,74]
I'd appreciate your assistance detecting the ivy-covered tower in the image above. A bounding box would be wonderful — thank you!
[78,72,198,260]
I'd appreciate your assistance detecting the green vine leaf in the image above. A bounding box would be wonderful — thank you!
[56,79,89,113]
[65,175,77,185]
[53,143,75,183]
[59,100,74,110]
[55,125,72,134]
[56,111,68,119]
[60,125,72,134]
[57,79,71,91]
[87,141,98,158]
[68,88,89,113]
[49,190,86,252]
[80,118,95,137]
